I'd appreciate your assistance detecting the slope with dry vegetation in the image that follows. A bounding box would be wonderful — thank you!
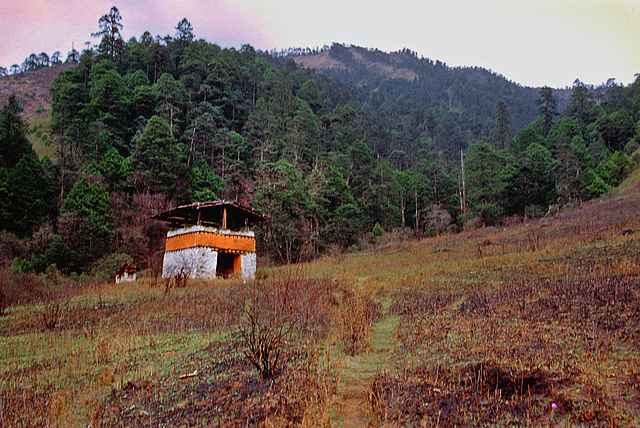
[0,64,71,121]
[0,171,639,426]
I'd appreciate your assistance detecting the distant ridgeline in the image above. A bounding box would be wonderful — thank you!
[1,8,639,274]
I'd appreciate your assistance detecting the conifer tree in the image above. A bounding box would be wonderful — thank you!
[490,101,512,151]
[0,94,32,169]
[536,86,559,136]
[92,6,124,59]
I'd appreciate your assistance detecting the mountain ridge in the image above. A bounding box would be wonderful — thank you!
[289,44,571,133]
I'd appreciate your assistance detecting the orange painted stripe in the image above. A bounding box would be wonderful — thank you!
[165,232,255,253]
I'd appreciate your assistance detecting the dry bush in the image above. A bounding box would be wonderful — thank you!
[463,215,484,231]
[99,337,338,427]
[41,299,63,330]
[0,230,28,264]
[2,271,43,307]
[163,266,189,295]
[423,203,453,236]
[376,227,414,246]
[325,242,344,259]
[239,274,334,379]
[336,289,381,356]
[526,225,544,251]
[38,274,80,331]
[502,214,523,226]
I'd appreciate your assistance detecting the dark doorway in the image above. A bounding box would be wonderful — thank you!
[217,252,239,278]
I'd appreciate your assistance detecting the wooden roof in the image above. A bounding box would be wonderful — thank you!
[153,201,267,230]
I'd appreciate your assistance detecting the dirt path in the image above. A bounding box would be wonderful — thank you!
[334,286,398,427]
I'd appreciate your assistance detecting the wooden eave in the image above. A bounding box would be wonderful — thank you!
[153,200,267,231]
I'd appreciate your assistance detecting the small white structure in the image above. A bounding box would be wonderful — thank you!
[154,201,266,280]
[115,262,137,284]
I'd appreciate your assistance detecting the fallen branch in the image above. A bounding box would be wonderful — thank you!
[179,369,198,379]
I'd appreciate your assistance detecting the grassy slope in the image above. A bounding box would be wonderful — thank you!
[305,168,640,425]
[0,170,639,426]
[0,64,72,122]
[0,67,68,161]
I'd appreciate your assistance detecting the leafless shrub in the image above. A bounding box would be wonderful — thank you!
[239,274,333,379]
[422,204,453,236]
[242,306,294,379]
[0,231,27,265]
[325,242,344,259]
[337,289,380,356]
[41,299,62,330]
[376,227,414,246]
[475,238,493,258]
[502,214,523,227]
[163,266,189,295]
[464,216,484,231]
[39,273,74,331]
[527,226,543,251]
[545,203,560,218]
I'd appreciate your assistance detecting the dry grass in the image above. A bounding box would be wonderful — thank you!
[304,183,640,426]
[1,179,640,426]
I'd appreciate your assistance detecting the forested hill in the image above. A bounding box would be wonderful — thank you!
[0,9,639,277]
[291,44,569,133]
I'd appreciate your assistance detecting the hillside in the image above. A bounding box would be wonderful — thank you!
[292,44,571,132]
[294,47,419,81]
[0,63,72,121]
[0,168,638,426]
[1,33,637,274]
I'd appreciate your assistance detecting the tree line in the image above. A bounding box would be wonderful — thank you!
[1,6,639,276]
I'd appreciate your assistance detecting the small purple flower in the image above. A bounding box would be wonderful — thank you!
[551,403,558,410]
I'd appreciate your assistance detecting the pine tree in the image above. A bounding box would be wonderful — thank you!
[490,101,512,151]
[0,94,33,169]
[536,86,559,136]
[131,115,185,193]
[92,6,124,60]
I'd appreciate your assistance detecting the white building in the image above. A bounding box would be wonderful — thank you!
[154,201,266,280]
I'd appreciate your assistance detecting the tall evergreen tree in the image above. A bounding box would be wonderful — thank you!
[466,142,505,205]
[490,101,512,151]
[536,86,559,136]
[0,94,33,169]
[58,178,113,271]
[130,115,185,194]
[92,6,124,60]
[175,18,194,46]
[566,81,596,128]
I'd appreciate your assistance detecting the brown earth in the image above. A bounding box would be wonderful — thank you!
[0,64,72,120]
[294,47,418,81]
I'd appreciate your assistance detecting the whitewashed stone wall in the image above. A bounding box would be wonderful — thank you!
[241,252,256,279]
[162,247,218,279]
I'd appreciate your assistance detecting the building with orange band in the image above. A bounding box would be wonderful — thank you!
[154,201,266,279]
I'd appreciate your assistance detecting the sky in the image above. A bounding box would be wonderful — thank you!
[0,0,638,88]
